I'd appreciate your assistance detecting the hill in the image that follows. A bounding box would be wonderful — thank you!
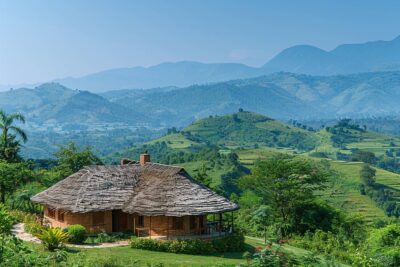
[108,111,317,160]
[0,83,152,125]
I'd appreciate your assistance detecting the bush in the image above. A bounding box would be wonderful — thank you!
[130,234,245,255]
[0,205,15,234]
[38,228,69,251]
[65,224,87,244]
[0,234,50,266]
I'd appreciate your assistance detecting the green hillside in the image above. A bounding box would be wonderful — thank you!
[184,111,317,150]
[236,147,396,223]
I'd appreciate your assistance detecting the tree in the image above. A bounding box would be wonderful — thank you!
[193,164,212,188]
[0,110,27,162]
[352,150,376,164]
[360,164,376,186]
[0,161,32,203]
[55,143,102,177]
[240,156,329,236]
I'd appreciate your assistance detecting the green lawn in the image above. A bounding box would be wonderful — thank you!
[27,237,345,266]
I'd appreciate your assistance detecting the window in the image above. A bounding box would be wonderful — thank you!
[190,216,197,229]
[173,217,184,230]
[47,208,55,219]
[93,212,104,225]
[137,215,144,227]
[58,210,64,222]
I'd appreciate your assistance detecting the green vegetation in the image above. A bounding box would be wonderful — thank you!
[0,110,27,162]
[6,111,400,266]
[65,224,87,244]
[38,227,70,251]
[130,234,245,255]
[185,111,316,150]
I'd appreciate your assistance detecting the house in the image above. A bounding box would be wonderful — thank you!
[31,154,239,238]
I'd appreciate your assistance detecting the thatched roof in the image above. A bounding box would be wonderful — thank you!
[31,162,239,216]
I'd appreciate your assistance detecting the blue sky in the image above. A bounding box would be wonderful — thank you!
[0,0,399,84]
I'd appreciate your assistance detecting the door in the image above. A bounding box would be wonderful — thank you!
[112,210,128,232]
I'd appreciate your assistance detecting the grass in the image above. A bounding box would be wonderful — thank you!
[27,237,345,267]
[179,160,233,187]
[323,161,388,222]
[146,133,200,150]
[310,129,400,158]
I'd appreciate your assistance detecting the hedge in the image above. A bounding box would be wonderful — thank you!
[130,234,245,254]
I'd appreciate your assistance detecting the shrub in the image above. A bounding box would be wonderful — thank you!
[130,234,245,255]
[38,228,69,251]
[0,234,50,266]
[0,205,15,234]
[65,224,87,244]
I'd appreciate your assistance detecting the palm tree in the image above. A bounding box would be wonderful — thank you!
[0,110,27,161]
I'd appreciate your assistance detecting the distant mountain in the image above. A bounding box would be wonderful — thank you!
[263,36,400,75]
[103,71,400,126]
[0,83,151,125]
[6,71,400,129]
[104,76,319,126]
[3,36,400,92]
[55,61,264,92]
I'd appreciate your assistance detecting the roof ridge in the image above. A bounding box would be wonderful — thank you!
[145,162,183,169]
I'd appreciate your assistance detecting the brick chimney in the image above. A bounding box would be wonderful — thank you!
[140,153,150,166]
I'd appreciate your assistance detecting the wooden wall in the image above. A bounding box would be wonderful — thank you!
[44,206,113,233]
[44,206,207,237]
[136,215,207,237]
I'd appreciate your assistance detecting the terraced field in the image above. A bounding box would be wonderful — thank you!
[237,148,396,223]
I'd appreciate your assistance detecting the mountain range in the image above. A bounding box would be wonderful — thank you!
[2,36,400,93]
[4,71,400,127]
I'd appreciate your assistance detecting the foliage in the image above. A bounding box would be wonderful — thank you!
[360,164,376,186]
[24,217,44,237]
[352,150,377,164]
[0,161,33,203]
[65,224,87,244]
[130,234,245,254]
[0,205,15,234]
[0,234,50,266]
[84,232,131,244]
[38,227,69,251]
[239,156,330,236]
[55,142,103,177]
[250,245,297,267]
[9,182,45,213]
[0,110,27,162]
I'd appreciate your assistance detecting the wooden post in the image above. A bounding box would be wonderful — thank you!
[149,216,152,239]
[167,216,170,240]
[133,214,136,236]
[219,213,222,236]
[231,212,234,233]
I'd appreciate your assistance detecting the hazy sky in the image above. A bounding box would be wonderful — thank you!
[1,0,400,84]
